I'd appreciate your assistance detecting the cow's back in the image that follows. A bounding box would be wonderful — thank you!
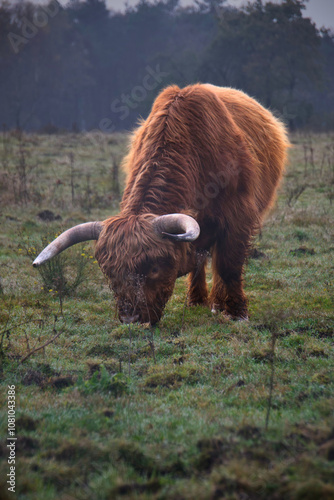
[122,83,289,219]
[203,84,290,214]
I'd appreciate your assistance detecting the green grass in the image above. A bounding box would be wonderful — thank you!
[0,131,334,500]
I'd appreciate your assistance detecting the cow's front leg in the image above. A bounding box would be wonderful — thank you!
[210,238,249,320]
[224,278,248,320]
[187,256,208,306]
[209,273,227,313]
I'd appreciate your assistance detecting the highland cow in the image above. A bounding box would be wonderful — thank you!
[33,84,289,324]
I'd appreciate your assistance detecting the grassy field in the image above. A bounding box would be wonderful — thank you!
[0,130,333,500]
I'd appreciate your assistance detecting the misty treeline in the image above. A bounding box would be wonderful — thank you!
[1,0,334,132]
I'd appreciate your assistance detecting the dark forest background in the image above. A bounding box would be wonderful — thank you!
[1,0,334,132]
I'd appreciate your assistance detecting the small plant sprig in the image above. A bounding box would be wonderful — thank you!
[77,366,129,396]
[0,296,57,360]
[265,331,278,431]
[286,184,307,208]
[21,233,97,297]
[19,314,64,364]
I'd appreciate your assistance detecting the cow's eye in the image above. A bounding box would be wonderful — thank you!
[150,265,159,276]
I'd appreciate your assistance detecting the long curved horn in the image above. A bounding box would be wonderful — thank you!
[33,221,102,267]
[153,214,200,242]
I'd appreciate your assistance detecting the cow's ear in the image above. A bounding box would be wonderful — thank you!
[153,214,200,242]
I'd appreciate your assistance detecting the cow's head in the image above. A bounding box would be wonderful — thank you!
[33,213,200,325]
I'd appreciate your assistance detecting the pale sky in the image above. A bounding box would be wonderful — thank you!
[10,0,334,30]
[112,0,334,30]
[111,0,334,30]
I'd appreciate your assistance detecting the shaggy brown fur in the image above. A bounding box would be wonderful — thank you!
[95,84,289,324]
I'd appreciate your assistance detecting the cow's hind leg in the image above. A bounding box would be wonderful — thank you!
[187,257,208,306]
[210,237,249,320]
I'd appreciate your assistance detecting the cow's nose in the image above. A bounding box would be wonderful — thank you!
[120,314,140,324]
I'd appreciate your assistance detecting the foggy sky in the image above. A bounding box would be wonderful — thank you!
[8,0,334,30]
[110,0,334,30]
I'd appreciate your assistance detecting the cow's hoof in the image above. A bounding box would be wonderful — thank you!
[219,311,249,321]
[210,304,225,314]
[237,315,249,322]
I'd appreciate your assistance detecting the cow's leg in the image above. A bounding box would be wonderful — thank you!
[209,273,227,313]
[187,257,208,306]
[210,236,249,320]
